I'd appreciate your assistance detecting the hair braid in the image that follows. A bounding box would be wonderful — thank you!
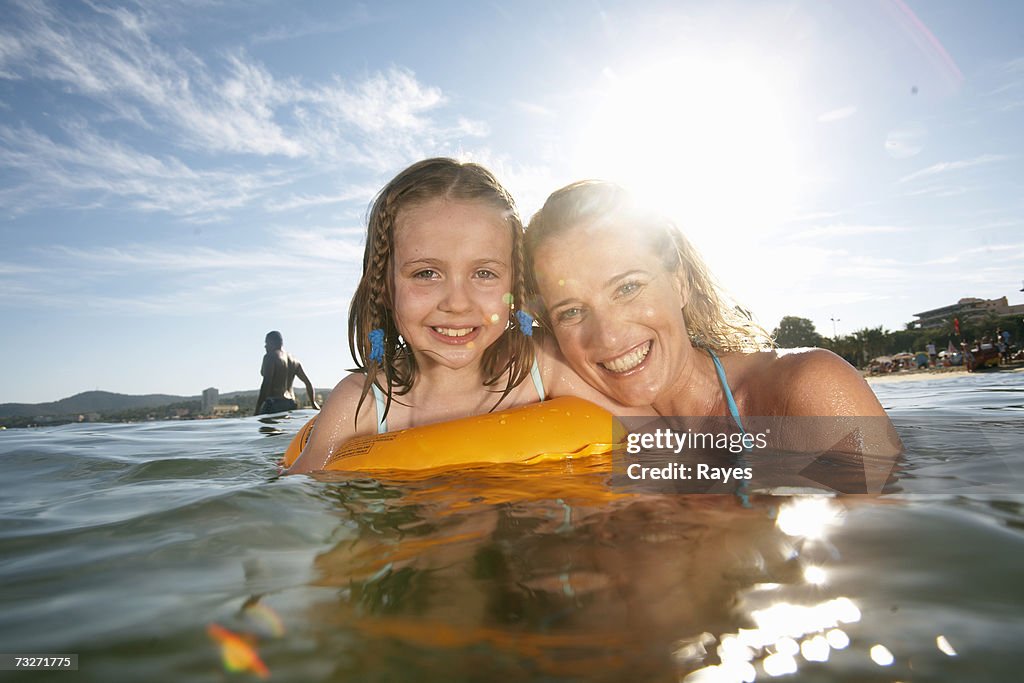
[347,158,535,430]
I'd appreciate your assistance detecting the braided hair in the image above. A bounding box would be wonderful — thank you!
[348,158,534,425]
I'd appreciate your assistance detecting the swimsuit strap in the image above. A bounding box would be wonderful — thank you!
[707,348,753,509]
[707,348,745,435]
[530,358,546,400]
[370,383,388,434]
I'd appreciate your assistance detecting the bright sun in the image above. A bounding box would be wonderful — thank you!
[574,55,802,256]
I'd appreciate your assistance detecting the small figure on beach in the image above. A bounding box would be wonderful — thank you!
[996,327,1011,364]
[255,331,319,415]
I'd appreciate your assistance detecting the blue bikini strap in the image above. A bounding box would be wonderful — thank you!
[707,348,745,436]
[707,348,752,508]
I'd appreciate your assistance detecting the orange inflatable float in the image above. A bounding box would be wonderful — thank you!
[281,396,621,472]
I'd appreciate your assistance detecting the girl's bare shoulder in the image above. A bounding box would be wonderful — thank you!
[286,373,379,473]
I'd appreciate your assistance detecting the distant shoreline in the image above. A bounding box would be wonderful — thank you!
[864,363,1024,384]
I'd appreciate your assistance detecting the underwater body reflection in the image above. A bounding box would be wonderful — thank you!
[279,459,970,682]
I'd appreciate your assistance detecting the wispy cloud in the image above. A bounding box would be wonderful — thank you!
[0,262,43,275]
[2,3,304,157]
[899,154,1011,183]
[0,122,281,218]
[264,186,380,213]
[788,211,843,223]
[47,241,361,272]
[515,100,555,117]
[833,255,914,282]
[884,125,927,159]
[250,5,378,45]
[903,242,1024,269]
[0,1,489,216]
[5,237,364,315]
[817,106,857,123]
[789,224,909,240]
[902,183,970,198]
[961,242,1024,259]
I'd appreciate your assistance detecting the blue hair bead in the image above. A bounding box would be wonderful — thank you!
[368,328,385,363]
[516,310,534,337]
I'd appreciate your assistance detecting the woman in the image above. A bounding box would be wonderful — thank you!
[526,180,899,456]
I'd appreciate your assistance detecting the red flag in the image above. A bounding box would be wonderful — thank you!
[953,317,960,335]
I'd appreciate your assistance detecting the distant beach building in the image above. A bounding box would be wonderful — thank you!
[911,296,1024,329]
[202,387,219,414]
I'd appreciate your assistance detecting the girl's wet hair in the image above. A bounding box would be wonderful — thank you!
[525,180,773,353]
[349,157,534,423]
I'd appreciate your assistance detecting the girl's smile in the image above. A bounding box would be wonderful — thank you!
[428,325,482,344]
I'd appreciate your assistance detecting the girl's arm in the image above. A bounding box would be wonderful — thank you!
[286,373,379,473]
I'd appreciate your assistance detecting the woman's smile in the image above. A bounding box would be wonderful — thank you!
[598,340,652,374]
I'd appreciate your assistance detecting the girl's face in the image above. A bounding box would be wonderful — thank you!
[533,222,689,407]
[392,198,513,372]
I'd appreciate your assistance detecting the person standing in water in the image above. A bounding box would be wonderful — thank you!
[255,331,320,415]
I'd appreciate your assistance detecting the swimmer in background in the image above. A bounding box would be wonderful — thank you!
[255,331,320,415]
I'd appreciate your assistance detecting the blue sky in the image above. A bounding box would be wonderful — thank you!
[1,0,1021,403]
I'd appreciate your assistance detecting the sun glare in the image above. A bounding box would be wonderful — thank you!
[578,57,799,233]
[574,55,802,308]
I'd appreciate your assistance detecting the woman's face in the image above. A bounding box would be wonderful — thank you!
[533,222,689,407]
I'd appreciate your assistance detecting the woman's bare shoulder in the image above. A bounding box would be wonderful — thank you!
[745,348,887,417]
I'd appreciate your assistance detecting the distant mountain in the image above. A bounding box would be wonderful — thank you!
[0,390,194,418]
[0,388,332,418]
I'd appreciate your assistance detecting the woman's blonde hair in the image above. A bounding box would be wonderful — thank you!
[349,158,533,424]
[525,180,772,353]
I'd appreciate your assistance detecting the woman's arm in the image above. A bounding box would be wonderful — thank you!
[769,349,902,458]
[775,348,889,417]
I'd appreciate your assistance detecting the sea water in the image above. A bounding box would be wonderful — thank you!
[1,374,1022,682]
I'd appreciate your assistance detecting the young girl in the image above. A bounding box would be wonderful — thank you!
[288,158,549,473]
